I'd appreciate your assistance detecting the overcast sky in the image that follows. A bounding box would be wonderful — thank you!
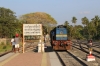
[0,0,100,25]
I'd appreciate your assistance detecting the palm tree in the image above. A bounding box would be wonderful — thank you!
[92,16,99,27]
[91,15,100,39]
[64,21,69,28]
[88,22,96,39]
[68,25,74,39]
[81,17,89,26]
[72,17,77,26]
[81,17,89,39]
[72,17,77,38]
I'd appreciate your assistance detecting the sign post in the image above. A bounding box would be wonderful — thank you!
[41,35,44,53]
[86,48,95,61]
[22,33,24,53]
[23,24,42,53]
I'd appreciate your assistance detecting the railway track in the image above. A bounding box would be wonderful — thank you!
[0,40,99,66]
[54,40,100,66]
[0,51,12,57]
[55,50,87,66]
[71,41,100,66]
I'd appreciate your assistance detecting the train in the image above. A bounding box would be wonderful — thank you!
[50,25,72,50]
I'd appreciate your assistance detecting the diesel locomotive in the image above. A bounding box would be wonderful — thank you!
[50,25,72,50]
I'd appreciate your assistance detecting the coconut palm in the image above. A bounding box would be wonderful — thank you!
[72,17,77,38]
[72,17,77,26]
[81,17,89,26]
[91,16,99,27]
[91,15,100,39]
[64,21,69,28]
[81,17,89,39]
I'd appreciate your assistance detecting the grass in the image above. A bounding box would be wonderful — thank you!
[0,43,12,54]
[0,38,24,54]
[0,43,23,54]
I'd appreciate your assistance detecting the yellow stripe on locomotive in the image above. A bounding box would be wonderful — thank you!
[50,25,72,50]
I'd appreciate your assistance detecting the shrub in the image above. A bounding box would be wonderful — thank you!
[1,42,5,45]
[2,45,6,49]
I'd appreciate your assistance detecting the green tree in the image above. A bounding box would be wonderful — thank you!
[88,22,96,39]
[64,21,69,28]
[75,25,84,39]
[68,25,74,39]
[19,12,57,33]
[81,17,89,39]
[64,21,71,39]
[72,17,77,26]
[82,17,89,26]
[0,7,21,38]
[72,17,77,39]
[91,15,100,39]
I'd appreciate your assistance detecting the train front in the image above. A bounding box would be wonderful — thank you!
[51,26,72,50]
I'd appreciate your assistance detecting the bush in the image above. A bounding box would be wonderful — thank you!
[2,45,6,49]
[1,42,5,45]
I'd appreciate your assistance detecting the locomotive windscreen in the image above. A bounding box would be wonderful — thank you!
[56,27,67,40]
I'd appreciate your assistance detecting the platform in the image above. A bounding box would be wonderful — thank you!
[0,52,62,66]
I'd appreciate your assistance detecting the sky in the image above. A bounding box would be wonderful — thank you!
[0,0,100,25]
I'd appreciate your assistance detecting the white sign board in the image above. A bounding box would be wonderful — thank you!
[23,24,42,35]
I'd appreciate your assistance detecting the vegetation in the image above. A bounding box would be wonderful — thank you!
[19,12,57,34]
[0,42,12,53]
[0,7,100,41]
[64,16,100,40]
[0,7,22,38]
[0,7,100,53]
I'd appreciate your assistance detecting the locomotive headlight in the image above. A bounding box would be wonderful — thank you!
[61,43,63,46]
[53,41,56,46]
[54,41,58,46]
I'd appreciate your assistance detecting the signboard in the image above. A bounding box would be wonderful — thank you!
[22,24,42,53]
[23,24,42,35]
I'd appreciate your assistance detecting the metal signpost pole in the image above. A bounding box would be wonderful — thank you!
[22,34,25,53]
[41,35,42,53]
[41,24,43,53]
[22,24,25,53]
